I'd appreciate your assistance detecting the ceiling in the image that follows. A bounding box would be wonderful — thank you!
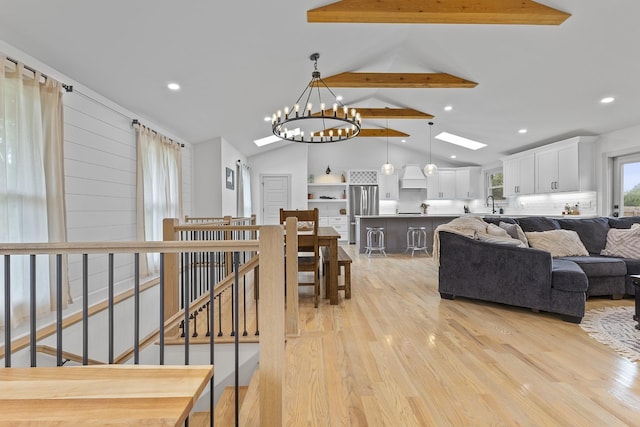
[1,0,639,166]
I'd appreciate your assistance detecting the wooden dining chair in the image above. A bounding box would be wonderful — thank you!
[279,208,321,307]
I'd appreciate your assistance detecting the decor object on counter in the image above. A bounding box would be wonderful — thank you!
[423,121,438,176]
[420,202,429,214]
[341,173,346,182]
[271,53,361,143]
[580,306,640,362]
[339,208,347,215]
[308,174,314,183]
[380,114,395,176]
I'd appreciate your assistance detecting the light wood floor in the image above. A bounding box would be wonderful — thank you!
[240,245,640,426]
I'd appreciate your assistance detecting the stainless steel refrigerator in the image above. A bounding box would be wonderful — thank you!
[349,185,379,243]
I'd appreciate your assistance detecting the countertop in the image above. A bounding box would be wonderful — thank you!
[356,213,598,219]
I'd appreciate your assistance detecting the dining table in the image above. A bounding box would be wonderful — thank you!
[0,364,213,426]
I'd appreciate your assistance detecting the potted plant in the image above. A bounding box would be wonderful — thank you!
[420,203,429,214]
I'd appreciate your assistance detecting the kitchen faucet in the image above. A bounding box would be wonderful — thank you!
[486,195,496,214]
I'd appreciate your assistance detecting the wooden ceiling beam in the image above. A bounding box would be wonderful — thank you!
[307,0,571,25]
[321,72,477,89]
[357,128,410,138]
[355,108,434,119]
[315,107,433,119]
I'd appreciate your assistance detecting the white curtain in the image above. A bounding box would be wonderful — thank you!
[0,56,69,325]
[237,161,252,217]
[135,123,182,274]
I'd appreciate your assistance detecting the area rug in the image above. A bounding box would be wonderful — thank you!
[580,306,640,362]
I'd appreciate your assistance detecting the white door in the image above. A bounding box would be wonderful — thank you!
[261,175,290,225]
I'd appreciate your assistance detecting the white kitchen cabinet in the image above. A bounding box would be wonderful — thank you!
[379,173,399,200]
[427,169,456,199]
[502,153,535,196]
[534,136,595,193]
[454,167,481,199]
[326,215,349,241]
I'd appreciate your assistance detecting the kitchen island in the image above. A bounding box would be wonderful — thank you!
[355,214,459,254]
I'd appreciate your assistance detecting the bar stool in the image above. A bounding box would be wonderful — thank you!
[365,227,386,257]
[406,226,430,256]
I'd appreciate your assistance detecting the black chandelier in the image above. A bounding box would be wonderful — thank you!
[271,53,361,143]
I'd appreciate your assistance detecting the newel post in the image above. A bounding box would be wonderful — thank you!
[258,225,285,427]
[162,218,180,321]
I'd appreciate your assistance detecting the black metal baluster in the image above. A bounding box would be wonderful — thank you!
[134,253,140,364]
[108,253,114,364]
[217,293,223,337]
[233,251,240,427]
[183,252,190,365]
[56,254,63,366]
[159,252,165,365]
[29,255,36,367]
[4,255,11,368]
[82,253,89,365]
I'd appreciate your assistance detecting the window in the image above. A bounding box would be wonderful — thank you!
[486,168,504,201]
[613,153,640,216]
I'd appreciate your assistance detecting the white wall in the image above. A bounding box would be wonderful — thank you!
[192,137,247,217]
[248,143,309,224]
[307,137,455,178]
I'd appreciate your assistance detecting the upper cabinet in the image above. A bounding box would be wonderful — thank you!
[454,167,481,199]
[502,136,596,196]
[427,169,456,199]
[502,153,535,196]
[535,137,595,193]
[379,173,399,200]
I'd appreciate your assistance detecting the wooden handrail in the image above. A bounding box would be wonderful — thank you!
[0,240,259,255]
[35,345,104,366]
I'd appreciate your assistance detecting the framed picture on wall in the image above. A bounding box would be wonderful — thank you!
[226,167,234,190]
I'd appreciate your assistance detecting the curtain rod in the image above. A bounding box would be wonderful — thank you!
[5,56,73,92]
[132,119,185,148]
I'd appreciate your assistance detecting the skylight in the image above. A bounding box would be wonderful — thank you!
[254,128,301,147]
[435,132,487,150]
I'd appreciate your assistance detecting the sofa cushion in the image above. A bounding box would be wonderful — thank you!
[608,216,640,229]
[551,259,589,292]
[483,216,516,226]
[600,227,640,259]
[559,256,628,277]
[557,217,610,255]
[525,230,589,257]
[516,217,560,232]
[477,233,527,247]
[486,223,511,238]
[499,221,529,246]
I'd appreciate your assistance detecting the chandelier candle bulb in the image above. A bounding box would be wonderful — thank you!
[333,103,338,115]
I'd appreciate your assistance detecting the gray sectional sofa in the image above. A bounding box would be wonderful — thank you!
[438,216,640,323]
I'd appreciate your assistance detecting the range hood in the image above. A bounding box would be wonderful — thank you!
[400,164,427,189]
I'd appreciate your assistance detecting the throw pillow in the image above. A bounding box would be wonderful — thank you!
[525,230,589,257]
[486,223,510,238]
[601,227,640,259]
[499,221,529,246]
[477,233,527,248]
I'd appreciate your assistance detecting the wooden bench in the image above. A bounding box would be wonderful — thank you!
[321,246,352,299]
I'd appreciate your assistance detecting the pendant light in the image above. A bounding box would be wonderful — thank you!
[380,116,394,175]
[424,121,438,176]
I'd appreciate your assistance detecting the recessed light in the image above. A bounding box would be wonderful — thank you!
[435,132,487,150]
[401,139,407,143]
[518,129,527,134]
[450,155,457,159]
[264,116,271,122]
[167,82,180,91]
[336,95,343,101]
[600,96,615,104]
[444,105,453,111]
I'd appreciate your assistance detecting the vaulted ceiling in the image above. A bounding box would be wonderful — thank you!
[0,0,638,166]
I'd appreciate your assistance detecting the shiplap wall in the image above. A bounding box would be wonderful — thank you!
[63,91,193,300]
